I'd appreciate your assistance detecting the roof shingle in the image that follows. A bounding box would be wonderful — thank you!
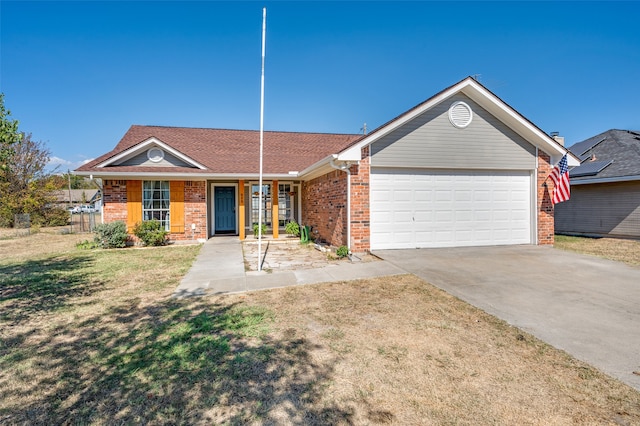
[77,126,361,175]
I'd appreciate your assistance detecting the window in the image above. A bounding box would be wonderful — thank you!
[278,183,293,226]
[143,181,170,230]
[251,184,271,227]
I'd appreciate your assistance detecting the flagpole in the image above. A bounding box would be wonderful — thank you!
[257,7,266,271]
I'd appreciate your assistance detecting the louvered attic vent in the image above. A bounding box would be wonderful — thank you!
[448,101,473,128]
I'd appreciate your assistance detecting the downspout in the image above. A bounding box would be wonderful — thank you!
[330,157,352,253]
[534,147,539,245]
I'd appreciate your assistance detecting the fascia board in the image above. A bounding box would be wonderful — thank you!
[73,170,296,180]
[570,175,640,185]
[96,137,207,170]
[337,77,578,168]
[337,85,462,158]
[296,154,337,179]
[459,82,580,166]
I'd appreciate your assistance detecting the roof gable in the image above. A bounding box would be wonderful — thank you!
[337,77,579,167]
[76,126,361,178]
[97,137,207,170]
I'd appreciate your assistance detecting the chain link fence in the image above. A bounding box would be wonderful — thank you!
[69,212,100,233]
[14,214,31,237]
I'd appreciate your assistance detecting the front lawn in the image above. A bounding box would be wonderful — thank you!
[1,232,639,424]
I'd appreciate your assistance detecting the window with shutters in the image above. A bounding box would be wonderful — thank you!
[143,181,170,231]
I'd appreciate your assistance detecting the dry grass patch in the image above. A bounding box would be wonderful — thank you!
[1,233,639,424]
[555,235,640,266]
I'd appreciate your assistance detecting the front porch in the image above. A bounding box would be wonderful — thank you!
[208,179,302,240]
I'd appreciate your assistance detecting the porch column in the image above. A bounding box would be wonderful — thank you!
[272,180,278,239]
[238,180,245,240]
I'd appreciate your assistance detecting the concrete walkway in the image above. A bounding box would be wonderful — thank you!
[375,245,640,391]
[173,237,405,298]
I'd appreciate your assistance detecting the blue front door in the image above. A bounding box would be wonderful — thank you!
[214,187,236,233]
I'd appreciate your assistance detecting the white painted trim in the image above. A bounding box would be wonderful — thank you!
[534,147,539,245]
[74,171,295,180]
[294,183,302,224]
[338,77,580,167]
[210,183,239,236]
[531,168,538,245]
[96,137,207,169]
[570,175,640,185]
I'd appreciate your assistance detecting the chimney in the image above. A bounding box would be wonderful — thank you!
[550,131,565,146]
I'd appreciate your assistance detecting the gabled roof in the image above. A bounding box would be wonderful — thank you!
[52,189,100,204]
[567,129,640,184]
[76,126,361,179]
[337,76,579,167]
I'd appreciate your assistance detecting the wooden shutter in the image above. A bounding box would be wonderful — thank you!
[170,181,185,234]
[126,180,142,232]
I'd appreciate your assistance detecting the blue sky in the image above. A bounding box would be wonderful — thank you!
[1,1,639,171]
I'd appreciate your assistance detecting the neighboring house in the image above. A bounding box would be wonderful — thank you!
[555,129,640,238]
[75,77,577,251]
[53,189,101,208]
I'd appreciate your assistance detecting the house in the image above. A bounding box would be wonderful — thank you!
[75,77,577,251]
[52,189,101,208]
[555,129,640,238]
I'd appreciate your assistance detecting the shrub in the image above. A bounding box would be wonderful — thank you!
[76,239,98,250]
[133,220,168,246]
[253,223,267,238]
[284,220,300,237]
[336,245,349,258]
[93,221,128,249]
[32,206,70,227]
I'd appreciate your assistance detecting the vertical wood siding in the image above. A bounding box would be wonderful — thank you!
[170,181,185,234]
[126,180,142,231]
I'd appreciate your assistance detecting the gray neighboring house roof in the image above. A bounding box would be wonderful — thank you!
[567,129,640,184]
[53,189,101,204]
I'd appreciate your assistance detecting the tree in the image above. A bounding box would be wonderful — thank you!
[0,93,22,175]
[0,133,59,227]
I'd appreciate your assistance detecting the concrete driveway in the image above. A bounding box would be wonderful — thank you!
[374,245,640,391]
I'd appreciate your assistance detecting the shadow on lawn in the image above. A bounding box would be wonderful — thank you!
[2,297,354,424]
[0,254,101,323]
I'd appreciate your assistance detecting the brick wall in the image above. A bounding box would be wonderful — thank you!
[537,151,555,245]
[103,180,128,223]
[300,146,372,253]
[301,170,348,247]
[350,146,371,253]
[183,181,207,241]
[102,179,207,242]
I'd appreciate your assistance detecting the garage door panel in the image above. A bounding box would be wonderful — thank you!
[371,169,531,249]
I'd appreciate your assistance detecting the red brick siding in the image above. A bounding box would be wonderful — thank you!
[102,179,207,241]
[350,146,371,253]
[300,146,371,253]
[103,180,128,223]
[301,170,348,247]
[537,151,554,245]
[183,181,207,240]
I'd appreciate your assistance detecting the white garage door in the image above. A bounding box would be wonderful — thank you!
[371,169,532,249]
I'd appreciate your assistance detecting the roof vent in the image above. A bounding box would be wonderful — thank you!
[147,147,165,163]
[448,101,473,128]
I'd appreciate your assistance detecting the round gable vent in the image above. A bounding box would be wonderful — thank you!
[147,147,165,163]
[448,101,473,128]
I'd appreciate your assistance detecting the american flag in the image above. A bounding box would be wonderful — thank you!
[549,154,570,204]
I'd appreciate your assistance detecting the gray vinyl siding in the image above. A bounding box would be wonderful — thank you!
[371,93,536,170]
[555,181,640,238]
[118,151,193,167]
